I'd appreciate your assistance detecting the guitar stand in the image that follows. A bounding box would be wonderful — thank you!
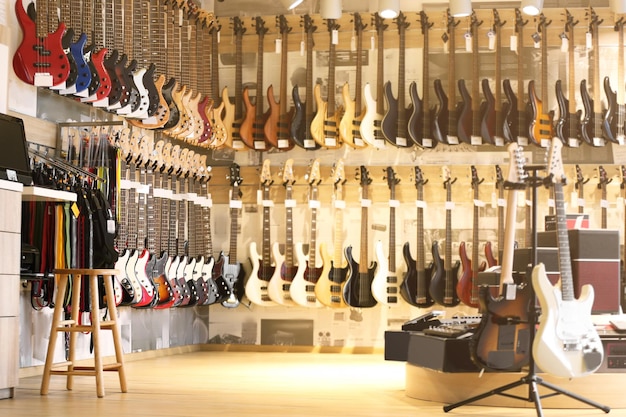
[443,165,610,417]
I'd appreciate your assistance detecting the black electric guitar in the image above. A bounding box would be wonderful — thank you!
[555,10,582,147]
[429,166,460,307]
[457,11,483,146]
[343,166,378,308]
[603,17,626,144]
[401,167,434,307]
[471,142,532,371]
[598,166,612,229]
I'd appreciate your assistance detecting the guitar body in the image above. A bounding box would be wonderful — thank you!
[267,244,299,306]
[151,251,173,308]
[12,0,70,87]
[183,92,205,143]
[161,77,181,130]
[122,66,148,117]
[470,279,532,371]
[342,246,378,308]
[208,101,228,148]
[130,74,170,129]
[432,80,449,144]
[83,45,101,99]
[400,242,434,308]
[211,252,231,304]
[220,254,244,308]
[456,79,473,144]
[428,242,460,307]
[456,241,485,308]
[310,85,342,149]
[192,257,209,306]
[201,257,221,306]
[114,59,141,114]
[316,242,348,308]
[124,251,144,305]
[555,80,582,145]
[114,249,136,306]
[580,79,595,146]
[264,85,285,149]
[85,47,112,102]
[528,80,554,145]
[220,87,238,149]
[66,33,91,95]
[380,82,412,148]
[502,80,520,144]
[532,263,604,377]
[484,241,498,268]
[338,84,367,148]
[133,249,158,308]
[181,257,199,307]
[291,242,323,308]
[602,76,620,143]
[166,255,184,307]
[245,242,276,307]
[371,240,398,305]
[360,84,383,148]
[104,52,130,109]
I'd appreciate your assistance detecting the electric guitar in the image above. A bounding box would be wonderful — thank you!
[311,18,343,149]
[485,165,504,267]
[246,159,277,307]
[317,159,348,308]
[207,19,228,148]
[81,0,112,103]
[457,11,483,146]
[290,14,321,150]
[598,166,612,229]
[292,159,324,307]
[221,16,247,151]
[240,16,272,151]
[339,13,368,149]
[432,10,460,145]
[401,167,434,308]
[429,166,460,307]
[457,166,486,308]
[265,15,295,151]
[555,10,582,148]
[372,167,400,305]
[602,16,626,145]
[528,13,555,147]
[381,12,414,148]
[218,163,245,308]
[574,164,589,214]
[471,142,532,371]
[268,159,302,306]
[13,0,70,87]
[343,166,378,308]
[532,137,604,378]
[360,13,387,149]
[580,8,606,147]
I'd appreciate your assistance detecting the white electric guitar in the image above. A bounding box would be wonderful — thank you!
[532,138,604,378]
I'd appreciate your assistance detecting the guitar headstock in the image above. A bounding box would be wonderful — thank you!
[302,14,317,35]
[470,10,483,30]
[395,11,409,33]
[495,165,503,188]
[471,165,484,189]
[253,16,268,37]
[384,167,400,189]
[170,144,182,175]
[331,159,345,187]
[277,15,292,35]
[139,135,154,167]
[353,12,366,34]
[442,166,457,188]
[153,140,165,171]
[281,158,295,185]
[515,8,528,33]
[598,166,612,188]
[546,138,566,184]
[209,16,221,34]
[564,9,579,32]
[178,147,190,177]
[538,13,552,33]
[162,142,173,173]
[326,18,340,32]
[232,16,246,37]
[615,15,625,32]
[357,166,372,187]
[260,159,273,185]
[305,158,321,185]
[575,164,588,189]
[505,142,527,185]
[373,12,388,34]
[117,128,131,157]
[443,9,458,42]
[621,166,626,189]
[492,9,506,30]
[228,162,243,187]
[419,11,433,34]
[586,6,602,29]
[413,166,428,188]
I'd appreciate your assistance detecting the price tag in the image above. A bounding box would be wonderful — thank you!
[233,140,245,149]
[586,32,592,49]
[471,135,482,146]
[285,199,297,208]
[204,198,213,208]
[262,199,274,207]
[361,199,372,207]
[578,198,586,208]
[325,137,337,147]
[465,32,472,52]
[517,136,529,146]
[309,200,321,209]
[275,38,282,54]
[354,138,364,147]
[350,35,356,51]
[137,184,151,195]
[540,138,551,148]
[230,199,243,209]
[334,199,346,209]
[487,30,495,50]
[256,189,262,205]
[278,139,290,149]
[119,179,133,190]
[445,201,455,210]
[300,40,305,56]
[548,198,555,208]
[447,135,459,145]
[371,36,375,51]
[304,139,316,148]
[142,116,158,125]
[474,199,486,207]
[389,199,400,208]
[34,72,54,87]
[415,200,427,209]
[510,35,517,52]
[395,137,407,147]
[71,202,80,218]
[423,138,433,148]
[593,137,605,147]
[332,29,339,45]
[254,141,266,149]
[568,138,580,148]
[495,136,505,147]
[498,198,506,207]
[601,199,609,208]
[375,139,386,148]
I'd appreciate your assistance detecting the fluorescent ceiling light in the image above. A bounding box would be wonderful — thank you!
[379,0,399,19]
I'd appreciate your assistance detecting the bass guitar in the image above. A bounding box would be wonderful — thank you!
[457,166,485,308]
[485,165,504,267]
[401,167,434,307]
[343,166,378,308]
[311,18,343,149]
[316,159,348,308]
[598,166,611,229]
[246,160,277,307]
[381,12,414,148]
[457,11,483,146]
[471,142,532,371]
[207,19,228,148]
[603,16,626,145]
[532,137,604,378]
[555,10,582,148]
[429,166,460,307]
[290,14,321,150]
[292,159,324,307]
[268,159,302,306]
[372,167,400,305]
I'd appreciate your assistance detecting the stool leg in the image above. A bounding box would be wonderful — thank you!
[40,273,69,395]
[90,273,105,398]
[66,273,82,391]
[103,273,127,393]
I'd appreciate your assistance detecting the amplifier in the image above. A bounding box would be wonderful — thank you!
[597,337,626,373]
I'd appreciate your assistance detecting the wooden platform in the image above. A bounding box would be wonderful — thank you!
[3,351,626,416]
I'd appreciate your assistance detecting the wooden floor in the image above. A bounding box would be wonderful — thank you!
[0,351,623,416]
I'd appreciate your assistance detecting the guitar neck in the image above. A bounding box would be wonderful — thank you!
[262,185,272,263]
[619,24,625,105]
[285,184,294,266]
[230,185,240,261]
[444,185,452,271]
[305,31,315,123]
[327,43,336,117]
[554,181,575,300]
[421,27,430,136]
[389,188,396,272]
[500,181,519,285]
[234,33,243,118]
[279,30,289,115]
[359,204,369,273]
[211,27,220,102]
[309,185,319,267]
[416,185,425,271]
[471,188,480,273]
[376,28,385,115]
[333,186,344,264]
[255,33,265,120]
[568,25,576,114]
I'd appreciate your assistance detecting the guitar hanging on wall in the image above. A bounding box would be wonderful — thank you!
[457,11,483,146]
[598,166,612,229]
[485,165,504,267]
[532,138,604,378]
[471,142,532,371]
[603,16,626,145]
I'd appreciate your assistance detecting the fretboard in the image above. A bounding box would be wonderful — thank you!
[388,185,396,273]
[333,186,344,264]
[554,181,574,301]
[229,185,241,261]
[284,184,295,266]
[359,186,370,274]
[308,185,319,271]
[262,185,272,264]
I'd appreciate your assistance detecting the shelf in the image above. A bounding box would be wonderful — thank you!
[22,186,77,202]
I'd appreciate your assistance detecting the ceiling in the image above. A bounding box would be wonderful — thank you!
[205,0,611,17]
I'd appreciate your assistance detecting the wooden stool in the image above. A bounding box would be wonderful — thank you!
[40,269,127,398]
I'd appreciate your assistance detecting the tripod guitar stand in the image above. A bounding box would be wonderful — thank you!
[444,162,610,417]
